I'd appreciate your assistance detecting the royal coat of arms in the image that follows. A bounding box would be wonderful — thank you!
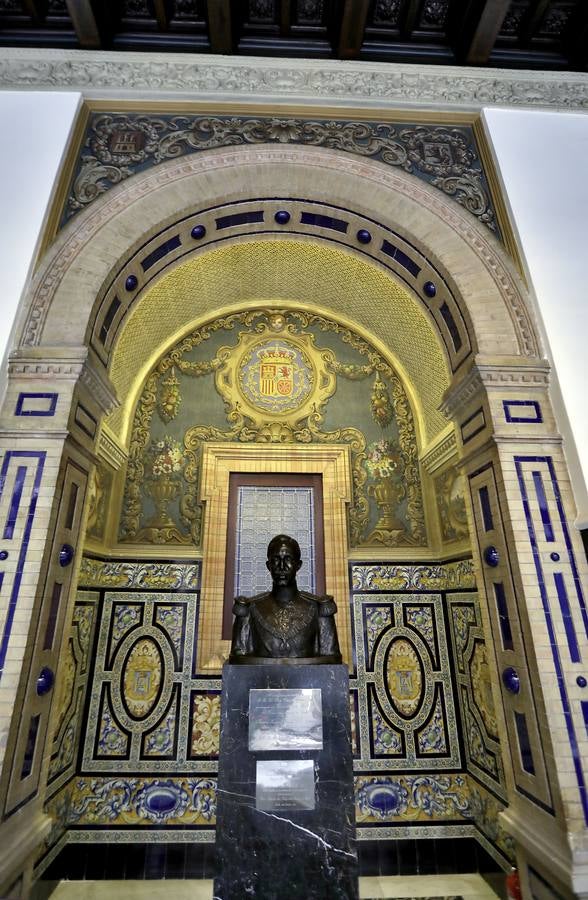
[239,340,314,414]
[212,321,336,436]
[259,348,295,398]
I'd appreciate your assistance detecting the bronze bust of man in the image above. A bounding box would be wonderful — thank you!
[229,534,342,664]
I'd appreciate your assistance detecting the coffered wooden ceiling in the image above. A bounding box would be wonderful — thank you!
[0,1,586,71]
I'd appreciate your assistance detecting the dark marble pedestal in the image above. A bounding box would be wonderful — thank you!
[214,663,358,900]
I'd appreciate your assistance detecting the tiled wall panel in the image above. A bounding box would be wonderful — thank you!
[514,455,588,825]
[36,556,513,875]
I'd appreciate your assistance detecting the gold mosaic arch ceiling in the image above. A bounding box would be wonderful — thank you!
[106,240,449,445]
[94,200,472,378]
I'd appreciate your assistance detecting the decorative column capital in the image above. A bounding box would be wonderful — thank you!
[440,355,550,420]
[8,345,119,416]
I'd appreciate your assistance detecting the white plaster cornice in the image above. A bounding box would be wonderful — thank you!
[79,361,119,416]
[420,427,458,474]
[98,425,128,471]
[501,805,588,895]
[1,48,588,111]
[440,365,484,420]
[0,811,51,893]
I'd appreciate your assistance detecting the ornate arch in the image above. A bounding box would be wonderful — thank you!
[18,144,540,366]
[4,133,588,899]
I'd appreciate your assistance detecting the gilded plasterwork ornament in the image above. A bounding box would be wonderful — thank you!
[364,439,407,544]
[119,309,426,549]
[214,323,335,428]
[86,462,111,541]
[136,435,188,544]
[158,366,181,422]
[371,374,394,427]
[469,642,498,738]
[65,114,498,236]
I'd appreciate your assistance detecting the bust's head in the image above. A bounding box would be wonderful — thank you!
[266,534,302,589]
[267,534,301,561]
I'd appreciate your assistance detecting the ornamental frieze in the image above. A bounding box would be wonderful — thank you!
[62,113,500,240]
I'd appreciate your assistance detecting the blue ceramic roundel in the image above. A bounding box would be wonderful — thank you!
[37,667,54,696]
[484,546,499,567]
[363,783,403,816]
[144,785,181,815]
[59,544,74,567]
[502,667,520,694]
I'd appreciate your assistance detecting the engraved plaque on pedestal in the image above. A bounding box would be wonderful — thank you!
[249,688,323,751]
[256,760,316,811]
[216,664,358,900]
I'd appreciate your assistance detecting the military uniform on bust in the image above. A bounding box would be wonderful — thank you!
[231,590,340,660]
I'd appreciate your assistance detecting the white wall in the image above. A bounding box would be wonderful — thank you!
[0,90,81,400]
[483,108,588,529]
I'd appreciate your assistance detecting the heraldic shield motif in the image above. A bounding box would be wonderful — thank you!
[240,340,312,413]
[214,317,336,428]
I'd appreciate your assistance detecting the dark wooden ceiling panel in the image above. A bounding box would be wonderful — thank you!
[0,0,585,69]
[362,0,454,63]
[492,0,573,68]
[416,1,450,33]
[449,0,510,66]
[0,0,76,46]
[237,0,336,56]
[113,0,208,50]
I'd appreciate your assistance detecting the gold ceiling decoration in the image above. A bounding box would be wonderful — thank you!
[106,239,450,446]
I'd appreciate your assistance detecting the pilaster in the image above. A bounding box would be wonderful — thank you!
[0,346,117,897]
[442,355,588,896]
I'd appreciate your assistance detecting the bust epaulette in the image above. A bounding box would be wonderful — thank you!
[317,595,337,616]
[298,590,319,603]
[232,592,269,615]
[232,595,254,616]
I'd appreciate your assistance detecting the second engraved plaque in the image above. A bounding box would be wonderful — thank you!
[256,760,316,811]
[248,688,323,751]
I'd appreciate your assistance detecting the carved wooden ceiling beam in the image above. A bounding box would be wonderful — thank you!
[21,0,46,26]
[152,0,171,32]
[338,0,370,59]
[64,0,102,49]
[454,0,511,66]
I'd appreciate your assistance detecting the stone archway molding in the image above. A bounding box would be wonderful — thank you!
[18,144,540,367]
